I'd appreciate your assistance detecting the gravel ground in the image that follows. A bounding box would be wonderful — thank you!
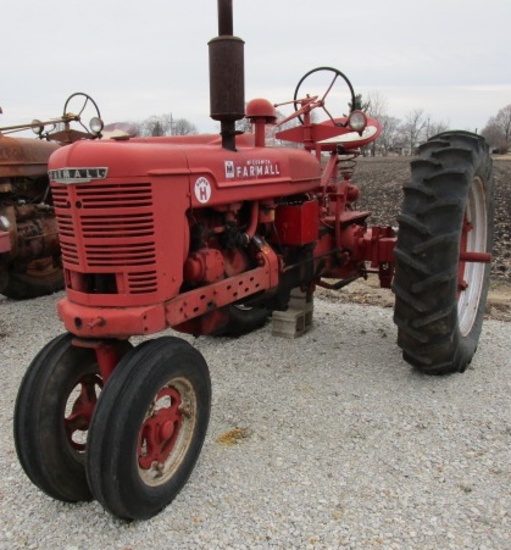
[1,291,510,549]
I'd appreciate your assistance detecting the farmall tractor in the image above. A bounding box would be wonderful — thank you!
[0,94,104,298]
[14,0,493,520]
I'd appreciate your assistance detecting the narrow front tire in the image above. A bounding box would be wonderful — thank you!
[14,334,131,501]
[86,336,211,520]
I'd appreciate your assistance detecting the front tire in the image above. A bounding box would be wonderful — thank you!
[393,131,494,375]
[86,336,211,520]
[13,334,131,501]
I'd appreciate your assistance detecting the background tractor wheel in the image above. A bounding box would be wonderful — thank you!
[2,258,63,300]
[212,304,271,337]
[393,131,494,375]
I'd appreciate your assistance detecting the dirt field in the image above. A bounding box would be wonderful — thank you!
[329,155,511,322]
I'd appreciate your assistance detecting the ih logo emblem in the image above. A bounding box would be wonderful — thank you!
[194,177,212,204]
[225,160,235,179]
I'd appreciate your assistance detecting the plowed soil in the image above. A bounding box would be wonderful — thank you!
[321,156,511,321]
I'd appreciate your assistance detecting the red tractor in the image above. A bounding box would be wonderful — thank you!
[14,0,493,520]
[0,93,104,298]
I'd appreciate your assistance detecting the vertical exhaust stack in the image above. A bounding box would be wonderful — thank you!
[209,0,245,151]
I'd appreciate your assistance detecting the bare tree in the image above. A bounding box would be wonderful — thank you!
[139,114,170,136]
[366,91,388,120]
[482,118,506,151]
[424,116,449,140]
[137,114,197,137]
[378,114,402,155]
[402,109,428,153]
[494,104,511,144]
[172,118,198,135]
[482,104,511,152]
[365,91,388,156]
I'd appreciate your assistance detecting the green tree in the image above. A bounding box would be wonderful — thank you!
[350,93,370,112]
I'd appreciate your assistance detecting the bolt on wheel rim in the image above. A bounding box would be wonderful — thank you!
[137,377,197,487]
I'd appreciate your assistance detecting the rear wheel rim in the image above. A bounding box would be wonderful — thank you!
[458,175,488,336]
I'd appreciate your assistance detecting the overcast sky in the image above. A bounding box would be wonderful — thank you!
[2,0,511,135]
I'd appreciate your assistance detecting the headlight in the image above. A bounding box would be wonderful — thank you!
[348,110,367,132]
[31,120,44,135]
[0,215,11,231]
[89,117,104,135]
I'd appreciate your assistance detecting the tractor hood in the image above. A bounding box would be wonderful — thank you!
[0,135,60,178]
[48,135,321,192]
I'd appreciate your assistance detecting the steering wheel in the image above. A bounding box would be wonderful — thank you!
[62,92,102,134]
[293,67,357,125]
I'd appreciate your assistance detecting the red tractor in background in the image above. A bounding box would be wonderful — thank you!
[14,0,494,520]
[0,94,104,298]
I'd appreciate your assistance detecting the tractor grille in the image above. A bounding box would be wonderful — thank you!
[52,183,158,294]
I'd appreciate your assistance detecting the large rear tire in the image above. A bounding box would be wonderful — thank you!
[393,131,494,375]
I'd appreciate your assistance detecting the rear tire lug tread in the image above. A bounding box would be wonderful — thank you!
[393,131,493,375]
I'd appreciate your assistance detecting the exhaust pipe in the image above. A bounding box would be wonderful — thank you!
[209,0,245,151]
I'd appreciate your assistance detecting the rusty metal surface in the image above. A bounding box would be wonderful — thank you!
[0,135,59,178]
[209,0,244,150]
[0,229,10,253]
[15,214,60,259]
[0,203,59,259]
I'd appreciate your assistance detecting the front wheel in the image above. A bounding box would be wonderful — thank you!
[393,131,494,375]
[86,336,211,520]
[14,334,132,501]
